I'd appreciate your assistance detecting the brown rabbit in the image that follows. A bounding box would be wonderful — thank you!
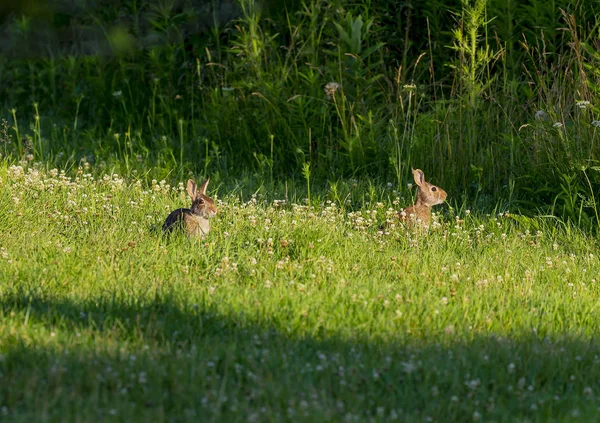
[162,179,217,238]
[398,169,447,227]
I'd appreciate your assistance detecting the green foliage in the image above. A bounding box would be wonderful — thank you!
[1,0,600,225]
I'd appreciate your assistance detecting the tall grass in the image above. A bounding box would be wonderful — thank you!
[1,0,600,226]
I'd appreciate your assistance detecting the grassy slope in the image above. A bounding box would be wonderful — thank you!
[1,161,600,422]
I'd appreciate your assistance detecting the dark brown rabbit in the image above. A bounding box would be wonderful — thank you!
[398,169,447,227]
[162,179,217,238]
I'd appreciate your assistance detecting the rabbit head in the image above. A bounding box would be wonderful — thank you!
[412,168,447,207]
[187,179,217,219]
[397,169,447,227]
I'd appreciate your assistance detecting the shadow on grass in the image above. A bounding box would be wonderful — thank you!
[1,292,600,422]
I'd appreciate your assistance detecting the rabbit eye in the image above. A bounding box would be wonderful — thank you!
[198,198,204,204]
[431,187,437,192]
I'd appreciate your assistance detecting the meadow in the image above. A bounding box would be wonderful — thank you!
[1,160,600,421]
[2,0,600,421]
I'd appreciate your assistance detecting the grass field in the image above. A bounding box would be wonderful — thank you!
[1,160,600,421]
[2,0,600,421]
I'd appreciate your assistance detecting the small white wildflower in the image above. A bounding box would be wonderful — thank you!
[324,82,342,99]
[576,100,590,109]
[401,361,416,374]
[553,122,563,128]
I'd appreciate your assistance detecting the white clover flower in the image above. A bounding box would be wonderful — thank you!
[401,361,416,374]
[552,122,563,128]
[324,82,342,99]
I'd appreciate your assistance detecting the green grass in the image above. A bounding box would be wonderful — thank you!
[1,160,600,421]
[1,2,599,420]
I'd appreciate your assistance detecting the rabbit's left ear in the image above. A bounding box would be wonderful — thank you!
[412,169,425,186]
[199,178,210,195]
[187,179,197,198]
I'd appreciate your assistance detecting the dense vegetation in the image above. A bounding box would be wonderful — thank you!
[1,0,600,226]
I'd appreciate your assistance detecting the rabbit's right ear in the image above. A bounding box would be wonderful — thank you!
[187,179,198,199]
[412,168,425,186]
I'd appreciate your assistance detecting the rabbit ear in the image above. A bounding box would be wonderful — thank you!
[412,169,425,186]
[199,178,210,195]
[187,179,198,199]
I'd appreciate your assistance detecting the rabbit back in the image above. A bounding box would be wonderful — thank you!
[162,208,211,237]
[162,208,189,233]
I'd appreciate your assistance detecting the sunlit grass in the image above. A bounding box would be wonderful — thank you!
[1,1,599,420]
[1,160,600,421]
